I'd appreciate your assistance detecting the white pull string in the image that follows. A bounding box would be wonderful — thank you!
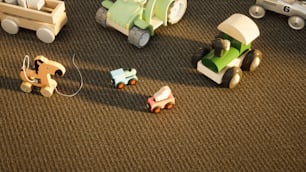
[55,54,83,97]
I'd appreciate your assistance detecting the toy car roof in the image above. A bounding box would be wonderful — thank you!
[154,86,172,102]
[110,68,124,78]
[217,13,260,45]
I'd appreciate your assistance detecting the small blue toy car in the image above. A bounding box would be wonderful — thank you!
[110,68,138,89]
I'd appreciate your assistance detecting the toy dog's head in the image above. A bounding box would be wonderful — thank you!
[34,56,66,77]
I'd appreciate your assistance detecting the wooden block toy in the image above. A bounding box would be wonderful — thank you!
[0,0,68,43]
[20,55,66,97]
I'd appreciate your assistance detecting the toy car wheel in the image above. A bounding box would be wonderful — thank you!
[128,79,137,85]
[288,16,305,30]
[153,107,161,113]
[40,86,54,97]
[36,27,55,43]
[20,82,32,93]
[249,5,266,19]
[128,27,151,48]
[241,49,262,72]
[168,0,188,24]
[222,67,242,89]
[165,103,174,110]
[95,7,108,28]
[117,82,125,89]
[1,18,19,34]
[191,47,210,68]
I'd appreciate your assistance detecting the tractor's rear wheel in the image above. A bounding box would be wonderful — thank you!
[95,7,108,28]
[191,47,210,68]
[222,67,242,89]
[241,49,263,72]
[168,0,188,24]
[128,27,151,48]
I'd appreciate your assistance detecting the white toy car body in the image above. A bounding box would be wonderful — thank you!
[249,0,306,30]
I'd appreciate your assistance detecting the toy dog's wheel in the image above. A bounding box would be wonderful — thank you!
[288,16,305,30]
[165,103,174,110]
[36,27,55,43]
[117,83,125,89]
[1,18,19,34]
[241,49,262,72]
[128,79,137,85]
[168,0,187,24]
[20,82,32,93]
[249,5,265,19]
[153,107,161,113]
[222,67,242,89]
[40,86,54,97]
[128,27,151,48]
[191,47,210,68]
[96,7,108,28]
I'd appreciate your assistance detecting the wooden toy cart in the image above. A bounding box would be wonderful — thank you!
[0,0,67,43]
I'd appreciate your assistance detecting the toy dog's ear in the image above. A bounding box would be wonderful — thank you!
[34,59,44,73]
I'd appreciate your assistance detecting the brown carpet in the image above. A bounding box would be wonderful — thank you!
[0,0,305,171]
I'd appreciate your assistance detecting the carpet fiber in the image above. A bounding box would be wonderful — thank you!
[0,0,305,171]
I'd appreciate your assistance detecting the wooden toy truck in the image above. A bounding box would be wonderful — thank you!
[0,0,67,43]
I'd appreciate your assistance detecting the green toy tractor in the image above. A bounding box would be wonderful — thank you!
[192,13,263,89]
[95,0,187,48]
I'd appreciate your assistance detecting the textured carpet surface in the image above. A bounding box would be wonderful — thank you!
[0,0,305,171]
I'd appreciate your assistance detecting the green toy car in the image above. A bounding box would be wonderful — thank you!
[95,0,187,48]
[192,13,263,89]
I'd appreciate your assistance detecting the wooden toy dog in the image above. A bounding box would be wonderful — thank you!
[20,55,66,97]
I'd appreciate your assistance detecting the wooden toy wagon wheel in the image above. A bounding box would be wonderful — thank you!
[1,18,19,34]
[36,27,55,43]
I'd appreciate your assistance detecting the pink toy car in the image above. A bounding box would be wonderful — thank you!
[146,86,175,113]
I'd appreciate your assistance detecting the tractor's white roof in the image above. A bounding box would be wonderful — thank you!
[217,13,260,44]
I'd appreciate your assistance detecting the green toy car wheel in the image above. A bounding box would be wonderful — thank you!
[168,0,188,24]
[95,7,108,28]
[222,67,242,89]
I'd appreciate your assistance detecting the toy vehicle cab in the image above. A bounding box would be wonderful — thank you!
[249,0,306,30]
[191,13,263,89]
[0,0,68,43]
[95,0,187,48]
[147,86,175,113]
[110,68,138,89]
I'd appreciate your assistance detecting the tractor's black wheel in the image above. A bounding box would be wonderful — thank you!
[191,47,210,68]
[222,67,242,89]
[95,7,108,28]
[128,27,151,48]
[241,49,262,72]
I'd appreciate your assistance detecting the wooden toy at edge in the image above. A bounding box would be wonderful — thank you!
[20,55,66,97]
[0,0,67,43]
